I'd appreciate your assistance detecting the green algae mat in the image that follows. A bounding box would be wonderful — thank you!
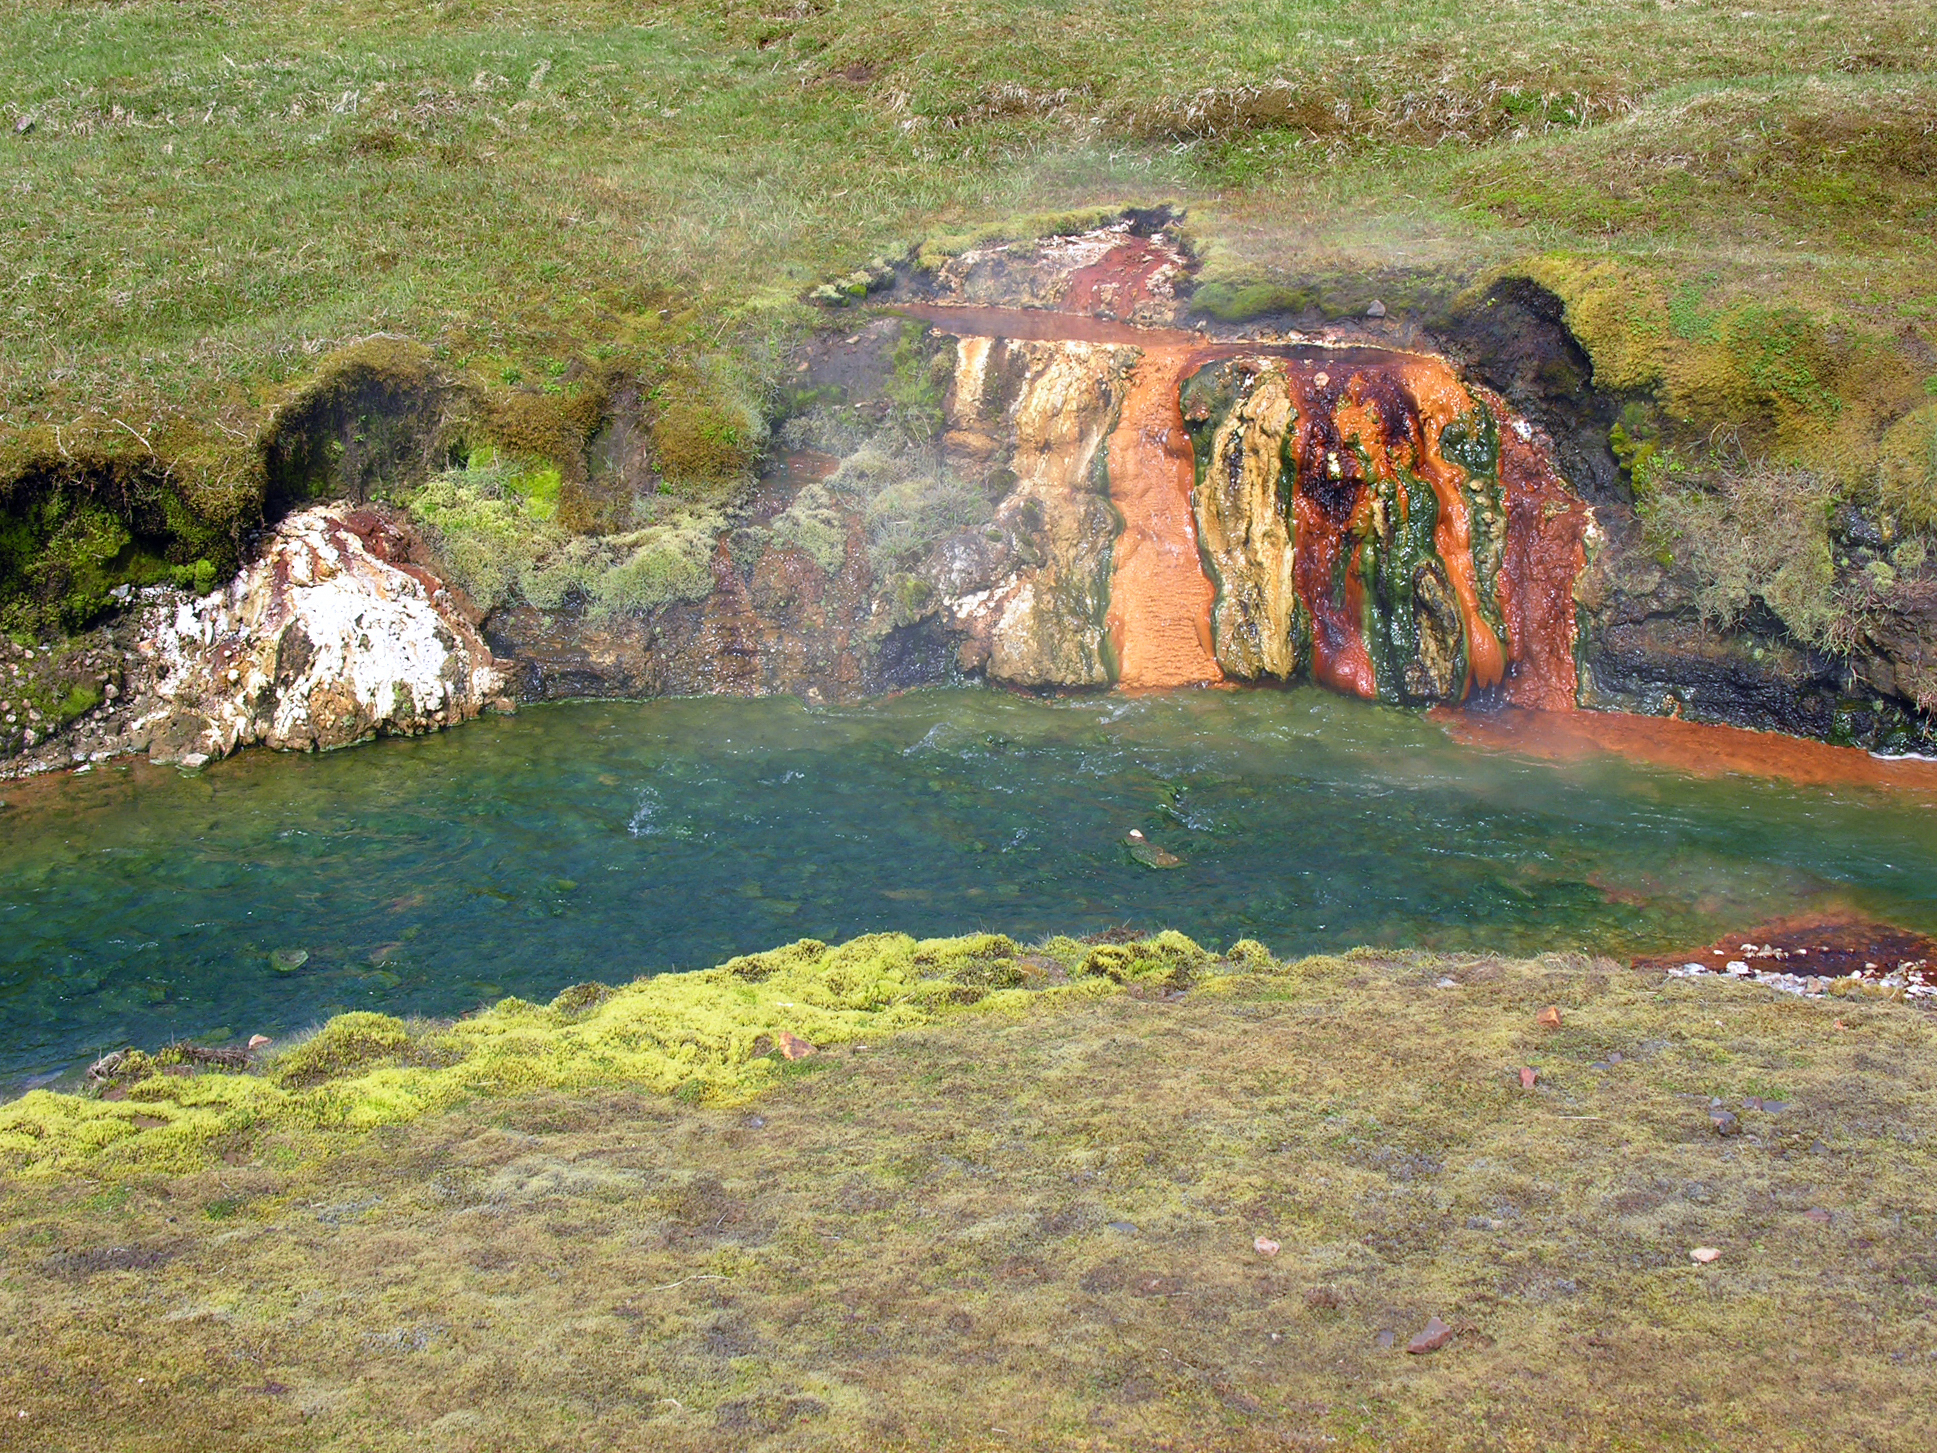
[8,688,1937,1085]
[2,939,1932,1449]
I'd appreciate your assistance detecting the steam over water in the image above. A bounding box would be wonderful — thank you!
[5,688,1936,1084]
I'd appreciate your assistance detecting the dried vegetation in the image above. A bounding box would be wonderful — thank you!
[2,935,1933,1448]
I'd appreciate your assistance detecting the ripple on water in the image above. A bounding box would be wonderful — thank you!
[3,686,1936,1084]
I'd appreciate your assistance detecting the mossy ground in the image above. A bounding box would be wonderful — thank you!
[3,933,1932,1449]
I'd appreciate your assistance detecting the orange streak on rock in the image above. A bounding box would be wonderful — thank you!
[1300,489,1377,699]
[1105,346,1224,689]
[1396,359,1504,694]
[1435,706,1937,796]
[1493,407,1590,711]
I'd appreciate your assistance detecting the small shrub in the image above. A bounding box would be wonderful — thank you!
[1650,461,1876,652]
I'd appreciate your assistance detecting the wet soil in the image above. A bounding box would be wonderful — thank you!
[1635,911,1937,999]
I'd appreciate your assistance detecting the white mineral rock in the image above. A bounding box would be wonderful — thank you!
[138,505,509,765]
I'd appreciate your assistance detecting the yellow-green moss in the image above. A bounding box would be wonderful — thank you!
[1875,402,1937,532]
[0,930,1230,1177]
[913,206,1136,272]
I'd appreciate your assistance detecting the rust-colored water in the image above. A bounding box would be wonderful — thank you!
[1437,706,1937,796]
[1632,911,1937,989]
[1103,345,1224,689]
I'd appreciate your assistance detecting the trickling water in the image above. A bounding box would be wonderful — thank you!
[5,687,1936,1086]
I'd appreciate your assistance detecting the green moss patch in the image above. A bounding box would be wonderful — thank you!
[1,931,1225,1176]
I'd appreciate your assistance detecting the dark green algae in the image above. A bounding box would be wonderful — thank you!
[5,685,1937,1087]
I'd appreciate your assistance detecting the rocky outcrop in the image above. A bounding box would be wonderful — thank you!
[1181,352,1590,709]
[938,338,1134,687]
[933,219,1188,326]
[140,506,509,766]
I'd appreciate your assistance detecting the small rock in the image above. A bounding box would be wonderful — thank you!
[1406,1316,1453,1354]
[269,948,309,974]
[1104,1220,1138,1235]
[1689,1246,1722,1264]
[776,1030,817,1060]
[1124,829,1182,870]
[1375,1329,1395,1349]
[13,115,33,136]
[1365,299,1387,318]
[743,1114,766,1129]
[1518,1067,1538,1089]
[1761,1100,1787,1114]
[1537,1005,1562,1029]
[1710,1110,1740,1137]
[1804,1208,1832,1225]
[1742,1095,1763,1111]
[1435,976,1459,989]
[246,1034,271,1050]
[1253,1236,1280,1257]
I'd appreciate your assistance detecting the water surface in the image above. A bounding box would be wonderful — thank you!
[5,687,1935,1085]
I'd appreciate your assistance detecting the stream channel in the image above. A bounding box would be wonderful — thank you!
[5,686,1936,1086]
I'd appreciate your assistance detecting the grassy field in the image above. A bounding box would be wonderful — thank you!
[1,935,1932,1449]
[3,4,1933,528]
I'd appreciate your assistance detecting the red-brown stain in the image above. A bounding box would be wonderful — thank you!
[1632,911,1937,990]
[1060,235,1179,320]
[1495,406,1590,711]
[1437,705,1937,796]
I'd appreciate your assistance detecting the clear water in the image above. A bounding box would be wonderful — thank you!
[5,687,1935,1087]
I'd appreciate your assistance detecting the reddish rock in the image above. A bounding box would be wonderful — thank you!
[1406,1316,1454,1354]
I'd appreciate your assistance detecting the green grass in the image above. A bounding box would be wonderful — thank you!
[2,2,1932,451]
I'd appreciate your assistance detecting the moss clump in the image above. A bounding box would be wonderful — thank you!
[1188,280,1315,323]
[769,441,993,580]
[0,930,1147,1176]
[407,452,720,617]
[1077,929,1210,991]
[650,387,765,502]
[1874,403,1937,533]
[274,1012,413,1089]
